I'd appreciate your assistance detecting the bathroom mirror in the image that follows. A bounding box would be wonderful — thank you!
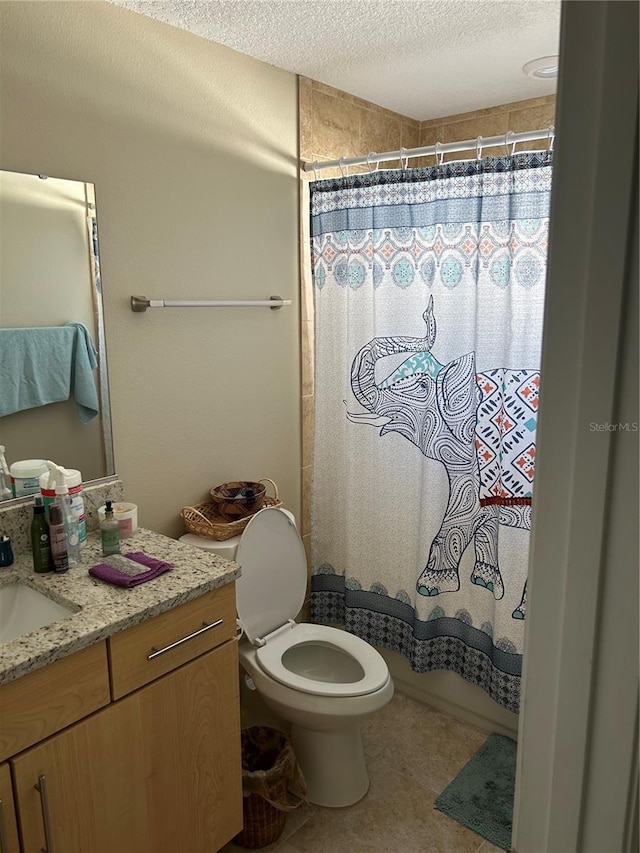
[0,169,114,500]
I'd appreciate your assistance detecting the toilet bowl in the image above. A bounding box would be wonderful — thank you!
[180,506,393,807]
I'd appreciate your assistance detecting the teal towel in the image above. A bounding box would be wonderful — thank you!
[0,323,99,423]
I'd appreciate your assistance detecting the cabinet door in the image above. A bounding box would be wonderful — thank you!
[0,762,20,853]
[12,641,242,853]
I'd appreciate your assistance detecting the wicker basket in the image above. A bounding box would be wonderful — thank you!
[234,780,288,849]
[181,479,280,541]
[209,480,267,520]
[233,726,306,850]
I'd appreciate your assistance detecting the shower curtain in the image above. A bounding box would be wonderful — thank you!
[309,152,552,713]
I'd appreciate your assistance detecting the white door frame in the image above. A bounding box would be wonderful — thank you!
[513,2,639,851]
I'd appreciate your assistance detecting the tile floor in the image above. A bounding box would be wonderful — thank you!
[222,692,508,853]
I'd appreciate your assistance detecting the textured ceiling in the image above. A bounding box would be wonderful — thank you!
[110,0,561,121]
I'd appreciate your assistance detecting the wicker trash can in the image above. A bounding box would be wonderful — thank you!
[234,727,306,849]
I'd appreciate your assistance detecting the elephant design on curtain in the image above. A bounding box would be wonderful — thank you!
[347,298,537,619]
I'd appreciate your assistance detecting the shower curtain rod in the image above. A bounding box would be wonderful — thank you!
[303,126,555,174]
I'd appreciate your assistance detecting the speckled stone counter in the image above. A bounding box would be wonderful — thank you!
[0,527,240,686]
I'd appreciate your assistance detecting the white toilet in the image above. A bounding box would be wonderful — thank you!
[180,506,393,807]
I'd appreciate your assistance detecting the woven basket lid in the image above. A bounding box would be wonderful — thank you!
[235,507,307,646]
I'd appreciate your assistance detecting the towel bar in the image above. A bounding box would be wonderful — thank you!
[130,295,291,312]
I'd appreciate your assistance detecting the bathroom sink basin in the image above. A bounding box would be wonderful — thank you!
[0,583,76,643]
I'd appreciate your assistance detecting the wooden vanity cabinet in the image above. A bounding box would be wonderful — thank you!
[0,762,20,853]
[4,584,242,853]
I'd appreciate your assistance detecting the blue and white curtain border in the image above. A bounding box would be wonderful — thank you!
[310,152,553,238]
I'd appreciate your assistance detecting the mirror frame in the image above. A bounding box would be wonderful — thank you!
[0,169,115,501]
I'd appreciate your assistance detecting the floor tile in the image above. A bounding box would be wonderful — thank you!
[361,691,487,794]
[286,759,484,853]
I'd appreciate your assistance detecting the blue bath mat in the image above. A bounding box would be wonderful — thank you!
[434,733,517,851]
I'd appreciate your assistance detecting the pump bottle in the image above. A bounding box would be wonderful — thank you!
[31,495,53,573]
[100,500,121,556]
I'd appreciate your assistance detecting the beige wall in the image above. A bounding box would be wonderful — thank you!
[298,78,556,733]
[0,1,300,536]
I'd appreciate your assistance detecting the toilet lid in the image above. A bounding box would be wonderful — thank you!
[235,507,307,646]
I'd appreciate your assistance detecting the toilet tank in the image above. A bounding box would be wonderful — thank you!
[178,531,241,560]
[179,508,296,560]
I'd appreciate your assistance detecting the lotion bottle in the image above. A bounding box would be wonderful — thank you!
[101,500,121,556]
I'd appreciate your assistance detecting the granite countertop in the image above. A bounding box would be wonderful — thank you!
[0,528,240,686]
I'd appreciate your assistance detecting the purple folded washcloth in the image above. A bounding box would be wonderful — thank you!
[88,552,174,588]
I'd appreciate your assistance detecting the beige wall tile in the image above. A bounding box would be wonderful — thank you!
[302,394,314,468]
[508,102,557,152]
[311,89,361,160]
[299,76,313,161]
[441,112,511,159]
[401,120,421,151]
[302,464,311,537]
[419,122,445,148]
[301,320,314,397]
[360,107,405,158]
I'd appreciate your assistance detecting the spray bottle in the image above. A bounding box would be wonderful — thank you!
[53,465,81,566]
[0,446,12,502]
[40,462,86,543]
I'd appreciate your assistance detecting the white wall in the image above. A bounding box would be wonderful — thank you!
[0,1,300,536]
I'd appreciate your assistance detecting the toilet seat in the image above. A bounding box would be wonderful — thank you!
[254,622,390,698]
[235,507,308,646]
[234,507,389,699]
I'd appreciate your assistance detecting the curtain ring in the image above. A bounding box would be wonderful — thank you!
[476,136,483,160]
[312,161,319,181]
[435,141,444,166]
[547,126,555,152]
[504,130,515,156]
[366,152,379,173]
[400,147,409,169]
[339,157,348,178]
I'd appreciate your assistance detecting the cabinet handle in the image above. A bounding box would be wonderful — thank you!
[147,619,224,661]
[0,798,8,853]
[34,775,53,853]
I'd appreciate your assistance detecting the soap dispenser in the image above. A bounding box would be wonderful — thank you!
[101,500,121,556]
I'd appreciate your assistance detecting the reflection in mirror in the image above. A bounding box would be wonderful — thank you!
[0,170,114,502]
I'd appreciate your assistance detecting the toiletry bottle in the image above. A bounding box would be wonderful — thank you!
[101,500,121,556]
[49,504,69,573]
[54,466,81,566]
[40,464,86,543]
[39,461,59,523]
[31,495,53,573]
[0,535,14,567]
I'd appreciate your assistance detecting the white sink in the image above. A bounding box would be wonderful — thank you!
[0,583,76,643]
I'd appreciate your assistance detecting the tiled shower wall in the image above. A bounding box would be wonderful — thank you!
[298,76,555,587]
